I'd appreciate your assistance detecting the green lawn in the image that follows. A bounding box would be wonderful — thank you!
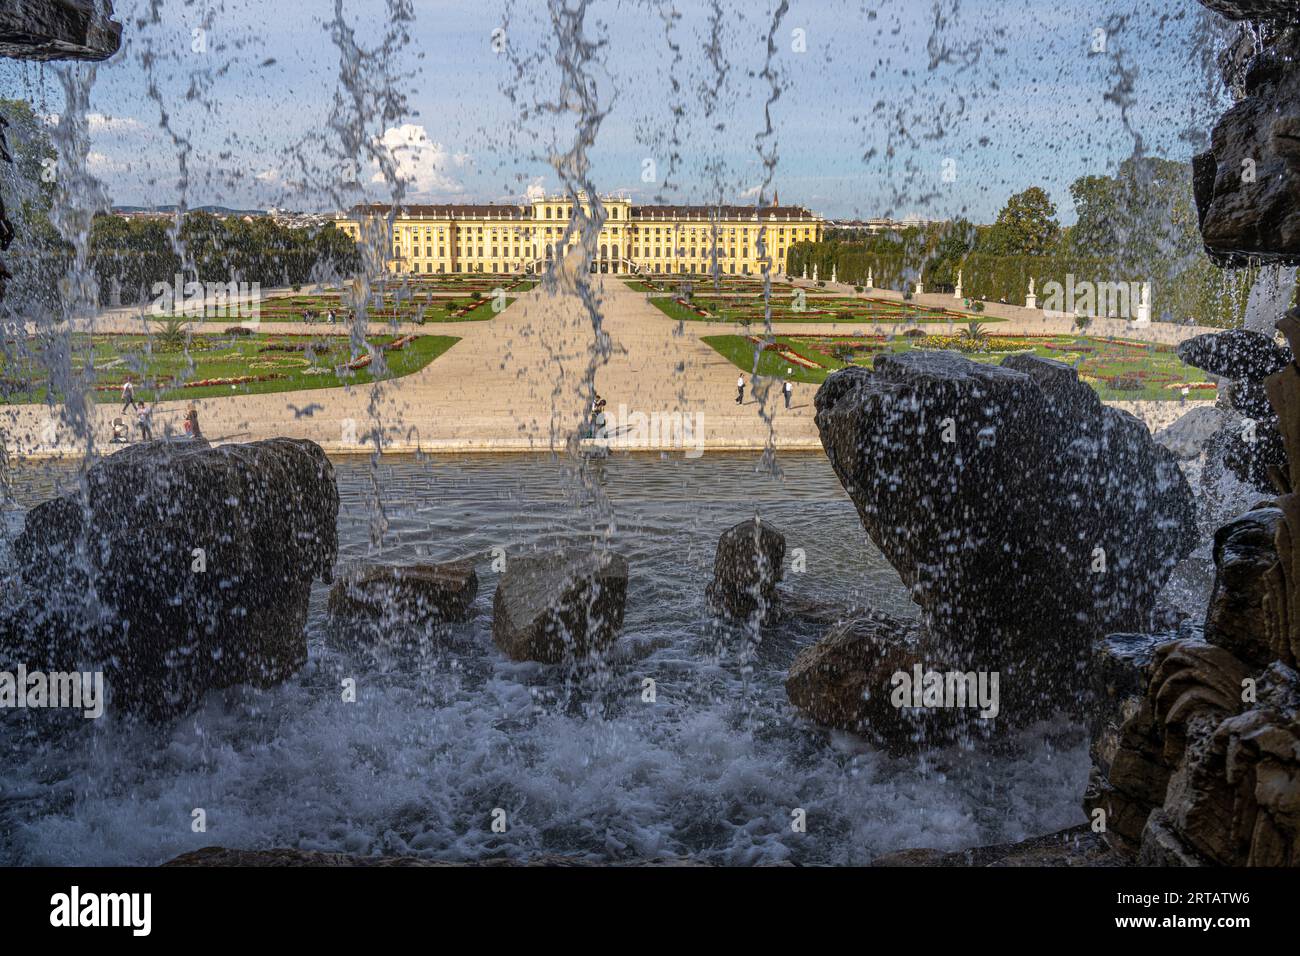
[1,331,459,404]
[175,293,516,324]
[651,295,999,325]
[700,333,1217,401]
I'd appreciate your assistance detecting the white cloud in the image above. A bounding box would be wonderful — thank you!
[87,113,145,135]
[86,151,129,174]
[525,177,546,202]
[369,123,469,197]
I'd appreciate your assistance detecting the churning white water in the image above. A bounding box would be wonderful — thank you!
[0,452,1092,866]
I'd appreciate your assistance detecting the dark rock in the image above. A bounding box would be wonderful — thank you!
[1087,627,1197,781]
[1090,638,1254,856]
[786,612,948,754]
[1204,507,1295,667]
[870,824,1121,867]
[1210,412,1287,493]
[491,547,627,663]
[0,0,123,61]
[813,352,1196,724]
[1197,0,1300,21]
[1228,377,1277,419]
[1192,63,1300,265]
[1155,662,1300,865]
[328,560,477,626]
[1137,810,1212,866]
[1176,329,1292,380]
[705,517,785,626]
[7,438,338,719]
[1152,405,1226,460]
[1216,23,1258,100]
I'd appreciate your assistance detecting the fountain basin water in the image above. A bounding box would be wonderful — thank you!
[0,451,1097,866]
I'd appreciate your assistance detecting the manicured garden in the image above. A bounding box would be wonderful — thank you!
[0,330,459,404]
[626,275,789,295]
[701,331,1217,400]
[653,294,998,325]
[170,277,534,323]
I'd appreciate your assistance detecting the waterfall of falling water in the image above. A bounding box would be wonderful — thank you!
[1243,264,1299,334]
[321,0,417,551]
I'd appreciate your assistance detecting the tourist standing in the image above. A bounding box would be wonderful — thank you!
[136,403,152,441]
[184,405,202,440]
[784,378,793,409]
[736,374,745,405]
[1181,386,1189,406]
[121,379,135,411]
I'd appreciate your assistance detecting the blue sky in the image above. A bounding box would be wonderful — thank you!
[0,0,1233,223]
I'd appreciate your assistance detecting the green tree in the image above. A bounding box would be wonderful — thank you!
[984,187,1061,256]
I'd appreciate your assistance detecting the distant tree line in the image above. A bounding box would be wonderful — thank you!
[0,97,358,318]
[791,158,1286,328]
[89,212,359,307]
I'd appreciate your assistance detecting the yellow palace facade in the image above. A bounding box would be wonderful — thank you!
[332,195,823,276]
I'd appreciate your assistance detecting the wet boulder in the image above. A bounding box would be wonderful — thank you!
[1204,507,1296,668]
[1153,405,1227,460]
[1192,53,1300,265]
[328,560,478,626]
[491,547,628,663]
[1176,328,1292,381]
[0,0,123,61]
[1176,327,1293,492]
[814,352,1196,723]
[1086,629,1181,780]
[785,612,955,754]
[8,438,338,719]
[705,517,785,626]
[1197,1,1300,22]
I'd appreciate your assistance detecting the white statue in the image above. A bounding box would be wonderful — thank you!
[1133,282,1152,327]
[953,268,963,300]
[831,264,837,284]
[866,268,874,289]
[812,264,818,282]
[1026,277,1037,310]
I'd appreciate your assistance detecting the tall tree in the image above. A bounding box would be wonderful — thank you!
[984,187,1061,256]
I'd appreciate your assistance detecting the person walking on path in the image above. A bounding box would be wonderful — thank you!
[136,403,152,441]
[783,377,793,409]
[121,379,135,411]
[736,374,745,405]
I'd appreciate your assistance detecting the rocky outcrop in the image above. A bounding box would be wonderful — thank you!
[0,0,122,61]
[1176,329,1292,492]
[1191,22,1300,265]
[328,560,478,626]
[1197,1,1300,23]
[1080,0,1300,869]
[1177,328,1292,381]
[705,518,785,627]
[1203,507,1297,667]
[1086,629,1186,783]
[812,351,1195,727]
[5,439,338,719]
[1153,405,1226,460]
[491,547,628,663]
[785,613,945,754]
[1086,350,1300,863]
[870,824,1120,867]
